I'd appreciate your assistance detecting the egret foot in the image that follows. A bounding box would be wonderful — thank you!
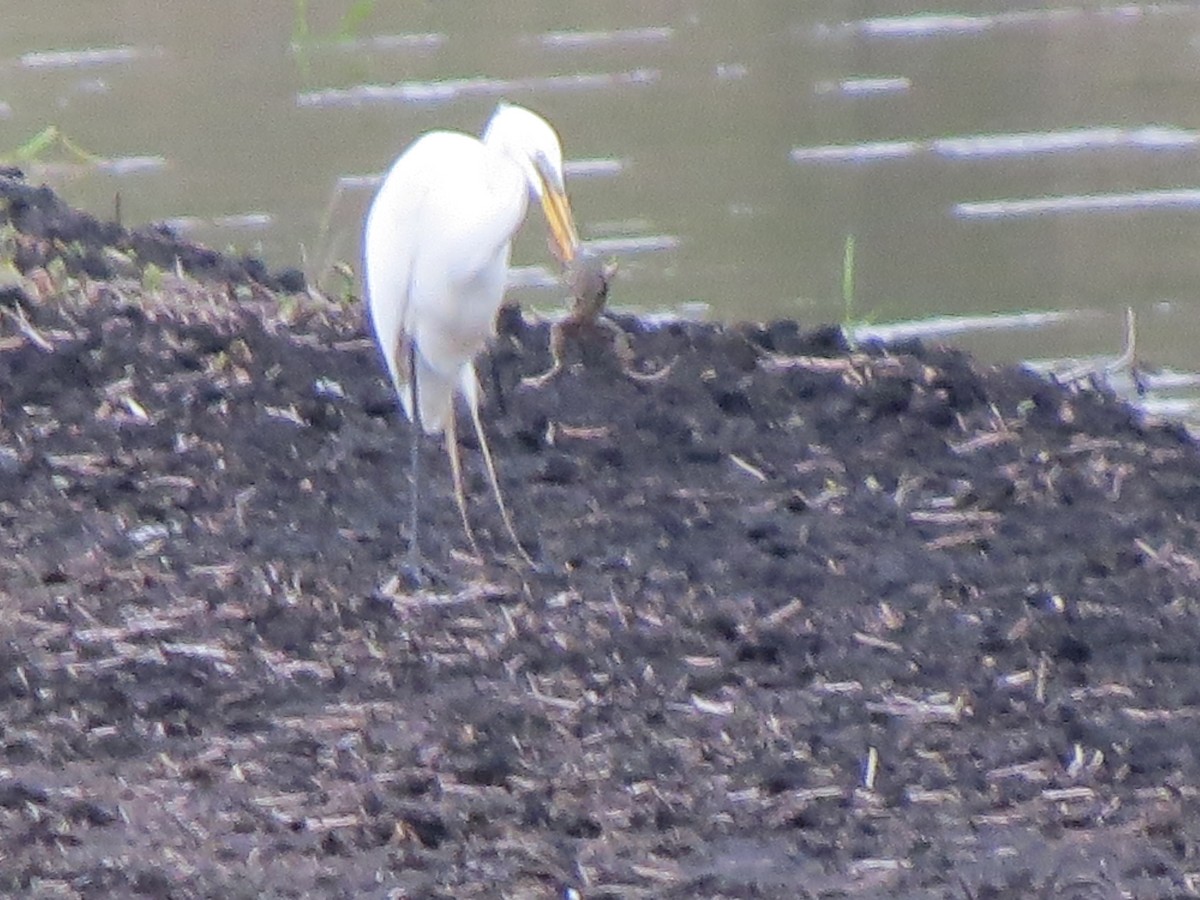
[391,550,451,592]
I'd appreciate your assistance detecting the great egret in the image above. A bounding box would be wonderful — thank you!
[364,101,579,572]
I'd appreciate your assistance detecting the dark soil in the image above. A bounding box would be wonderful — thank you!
[2,173,1200,898]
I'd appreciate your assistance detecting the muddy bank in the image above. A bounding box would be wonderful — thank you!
[1,174,1199,897]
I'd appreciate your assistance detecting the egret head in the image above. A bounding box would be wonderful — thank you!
[484,102,580,263]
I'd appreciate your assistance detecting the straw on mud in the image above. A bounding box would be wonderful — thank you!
[864,694,965,723]
[863,745,879,791]
[762,596,805,627]
[2,304,53,351]
[853,632,903,653]
[728,453,767,481]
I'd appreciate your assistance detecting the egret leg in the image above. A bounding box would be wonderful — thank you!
[444,408,483,560]
[406,341,423,568]
[400,341,455,587]
[466,394,534,565]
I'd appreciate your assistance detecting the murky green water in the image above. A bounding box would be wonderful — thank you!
[2,1,1199,420]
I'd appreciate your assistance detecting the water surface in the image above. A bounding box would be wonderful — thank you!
[1,1,1198,420]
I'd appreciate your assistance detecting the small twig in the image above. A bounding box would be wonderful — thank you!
[1060,305,1136,383]
[862,745,879,791]
[729,453,768,482]
[2,304,54,352]
[1106,305,1136,374]
[762,597,805,627]
[853,632,903,653]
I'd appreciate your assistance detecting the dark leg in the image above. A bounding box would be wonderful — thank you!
[488,352,508,417]
[397,342,449,588]
[383,341,451,592]
[407,340,422,567]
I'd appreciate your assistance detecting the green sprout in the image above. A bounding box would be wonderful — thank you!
[292,0,376,48]
[2,126,102,166]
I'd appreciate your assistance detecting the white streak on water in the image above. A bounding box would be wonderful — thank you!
[854,310,1082,343]
[158,213,273,233]
[35,156,167,178]
[934,126,1199,158]
[1139,396,1200,418]
[288,33,445,54]
[211,213,273,230]
[297,68,660,108]
[583,234,681,255]
[793,126,1200,167]
[564,158,625,178]
[857,14,996,37]
[956,188,1200,219]
[1137,369,1200,390]
[538,27,673,48]
[835,7,1081,39]
[96,156,167,175]
[816,77,912,96]
[159,217,202,234]
[818,4,1194,41]
[336,173,383,191]
[20,46,158,69]
[366,33,446,50]
[790,140,919,163]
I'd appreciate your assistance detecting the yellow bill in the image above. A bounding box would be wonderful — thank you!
[539,184,579,265]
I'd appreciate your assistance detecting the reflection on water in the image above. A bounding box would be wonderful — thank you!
[0,0,1199,425]
[18,46,158,69]
[813,76,911,97]
[956,188,1200,220]
[536,26,673,49]
[854,309,1086,344]
[791,126,1200,164]
[932,126,1199,157]
[296,67,660,108]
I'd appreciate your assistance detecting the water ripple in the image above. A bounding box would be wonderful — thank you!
[19,46,160,69]
[583,234,681,255]
[956,188,1200,219]
[793,127,1200,166]
[297,68,659,108]
[790,141,919,163]
[854,310,1084,343]
[814,77,911,97]
[537,27,673,49]
[564,158,625,178]
[934,126,1199,158]
[819,4,1191,41]
[289,33,445,54]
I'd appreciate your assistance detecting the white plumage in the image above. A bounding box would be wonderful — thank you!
[363,102,579,565]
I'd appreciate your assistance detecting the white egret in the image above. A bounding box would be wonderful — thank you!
[363,101,580,572]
